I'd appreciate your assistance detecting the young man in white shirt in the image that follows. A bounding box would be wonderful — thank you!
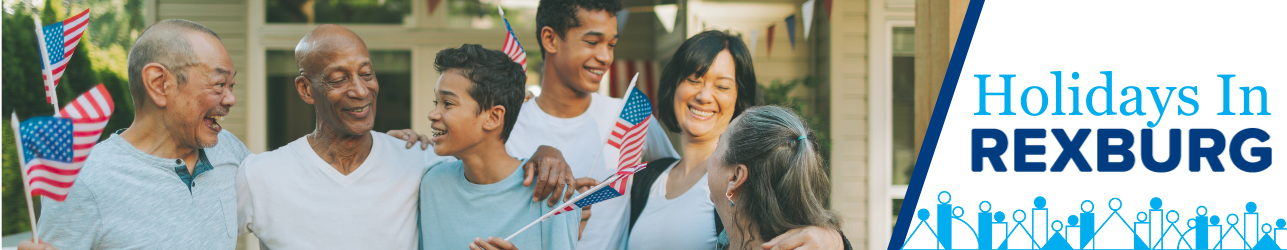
[512,1,676,249]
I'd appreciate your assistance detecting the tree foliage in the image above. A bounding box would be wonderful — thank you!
[2,0,140,235]
[760,76,830,153]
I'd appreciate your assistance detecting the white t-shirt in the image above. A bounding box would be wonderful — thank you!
[237,132,447,250]
[506,93,680,250]
[625,160,718,250]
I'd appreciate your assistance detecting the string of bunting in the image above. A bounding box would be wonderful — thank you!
[440,0,834,58]
[699,0,828,58]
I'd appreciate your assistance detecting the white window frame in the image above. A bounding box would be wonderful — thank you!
[868,16,914,250]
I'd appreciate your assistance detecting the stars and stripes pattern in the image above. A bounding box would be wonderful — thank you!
[554,163,647,215]
[606,162,643,196]
[38,9,91,104]
[16,84,115,201]
[501,9,527,72]
[606,86,653,171]
[55,84,116,121]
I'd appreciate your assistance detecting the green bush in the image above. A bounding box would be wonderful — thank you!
[760,76,831,153]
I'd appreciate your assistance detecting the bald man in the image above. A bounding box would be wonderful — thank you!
[19,19,248,250]
[235,24,575,250]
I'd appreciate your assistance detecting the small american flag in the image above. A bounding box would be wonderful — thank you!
[606,84,652,171]
[37,9,91,104]
[14,84,115,201]
[499,6,526,72]
[554,163,647,215]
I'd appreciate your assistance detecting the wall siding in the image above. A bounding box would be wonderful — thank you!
[829,0,870,247]
[155,0,251,142]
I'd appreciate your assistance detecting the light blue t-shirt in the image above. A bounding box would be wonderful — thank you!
[419,159,580,250]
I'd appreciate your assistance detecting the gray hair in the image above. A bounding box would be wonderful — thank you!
[721,105,840,244]
[126,19,219,108]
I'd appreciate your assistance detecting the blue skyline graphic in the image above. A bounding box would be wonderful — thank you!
[903,191,1286,250]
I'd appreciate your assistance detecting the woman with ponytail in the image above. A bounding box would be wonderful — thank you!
[706,106,853,250]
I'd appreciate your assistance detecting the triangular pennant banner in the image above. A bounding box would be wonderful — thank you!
[785,14,797,50]
[767,24,776,57]
[617,9,630,34]
[427,0,443,15]
[655,4,678,33]
[825,0,833,19]
[749,29,759,57]
[803,0,815,40]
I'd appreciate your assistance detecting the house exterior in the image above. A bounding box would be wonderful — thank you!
[140,0,968,249]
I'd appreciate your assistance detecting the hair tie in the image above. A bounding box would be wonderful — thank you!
[797,135,807,141]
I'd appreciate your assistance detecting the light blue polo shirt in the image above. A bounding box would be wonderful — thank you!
[36,130,250,249]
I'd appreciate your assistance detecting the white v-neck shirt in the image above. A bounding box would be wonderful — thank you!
[236,132,447,250]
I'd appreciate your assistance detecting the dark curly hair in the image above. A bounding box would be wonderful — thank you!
[433,44,527,142]
[534,0,623,58]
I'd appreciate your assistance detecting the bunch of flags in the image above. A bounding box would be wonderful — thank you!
[13,84,116,201]
[9,9,104,244]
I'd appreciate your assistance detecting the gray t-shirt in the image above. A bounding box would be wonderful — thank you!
[36,130,250,249]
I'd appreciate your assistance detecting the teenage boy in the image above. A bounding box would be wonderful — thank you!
[511,1,676,249]
[419,44,579,250]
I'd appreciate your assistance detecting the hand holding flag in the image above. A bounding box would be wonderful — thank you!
[505,74,655,241]
[505,163,649,241]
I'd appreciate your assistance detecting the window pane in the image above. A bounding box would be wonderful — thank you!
[266,50,413,150]
[891,26,915,186]
[267,0,412,24]
[892,198,905,228]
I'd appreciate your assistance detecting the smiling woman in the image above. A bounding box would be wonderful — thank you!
[265,50,412,151]
[625,30,760,250]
